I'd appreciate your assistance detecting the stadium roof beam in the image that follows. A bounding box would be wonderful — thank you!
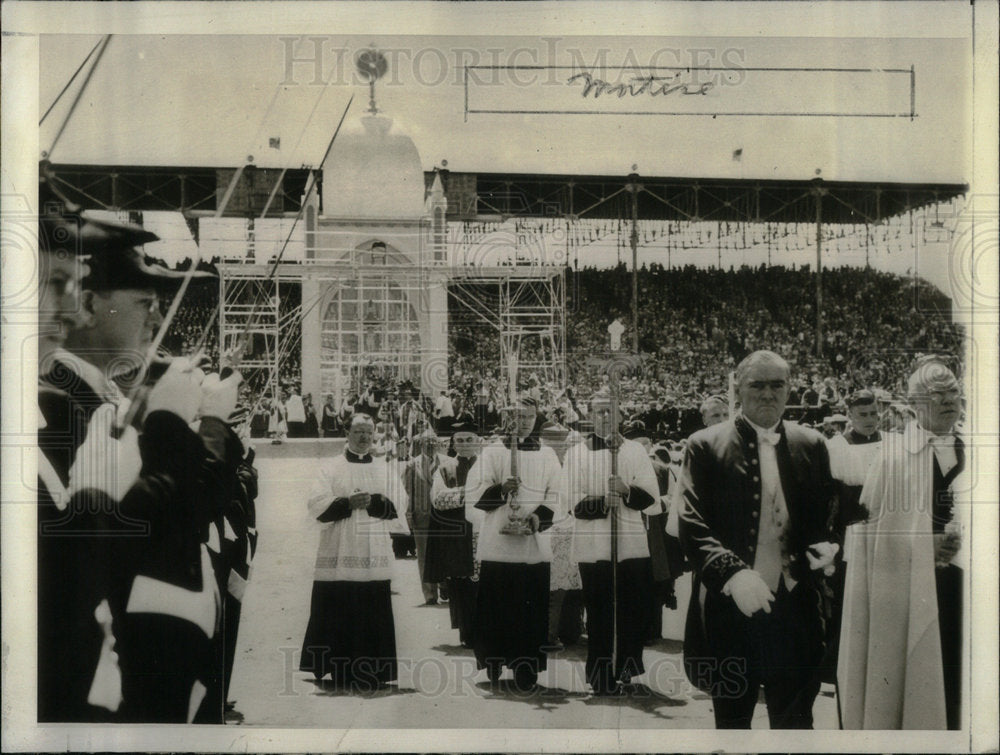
[48,164,966,225]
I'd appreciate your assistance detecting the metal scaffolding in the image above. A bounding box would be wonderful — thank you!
[448,265,566,391]
[216,259,565,401]
[218,265,299,399]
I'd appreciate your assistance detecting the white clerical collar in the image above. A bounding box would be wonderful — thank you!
[743,414,781,438]
[51,347,123,404]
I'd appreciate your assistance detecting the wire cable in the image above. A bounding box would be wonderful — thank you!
[39,36,104,127]
[46,35,112,160]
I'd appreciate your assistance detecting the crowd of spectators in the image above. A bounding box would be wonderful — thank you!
[159,281,219,357]
[451,263,963,410]
[160,263,963,442]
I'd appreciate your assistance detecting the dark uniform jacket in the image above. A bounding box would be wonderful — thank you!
[38,358,244,723]
[37,377,110,722]
[678,415,836,690]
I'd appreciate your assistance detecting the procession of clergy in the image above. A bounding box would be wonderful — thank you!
[301,351,965,731]
[37,179,965,729]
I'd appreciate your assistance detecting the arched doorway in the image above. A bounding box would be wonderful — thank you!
[320,277,421,403]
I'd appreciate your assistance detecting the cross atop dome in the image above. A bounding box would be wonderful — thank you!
[355,45,388,116]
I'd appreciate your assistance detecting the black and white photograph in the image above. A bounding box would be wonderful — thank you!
[2,2,997,752]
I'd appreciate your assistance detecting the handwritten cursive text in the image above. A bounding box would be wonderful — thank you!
[567,71,714,99]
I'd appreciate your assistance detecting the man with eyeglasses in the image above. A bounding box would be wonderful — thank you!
[839,357,965,730]
[35,197,194,722]
[678,350,838,729]
[37,201,241,723]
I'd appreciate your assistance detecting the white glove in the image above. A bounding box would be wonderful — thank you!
[198,371,242,421]
[723,569,775,617]
[69,403,142,501]
[806,541,840,576]
[145,357,204,423]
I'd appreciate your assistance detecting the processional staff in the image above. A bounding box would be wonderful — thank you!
[500,352,534,537]
[586,320,644,690]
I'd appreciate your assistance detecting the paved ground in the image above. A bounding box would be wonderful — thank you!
[226,452,839,730]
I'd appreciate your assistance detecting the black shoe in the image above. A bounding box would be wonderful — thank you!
[592,685,625,697]
[513,667,537,691]
[424,598,438,606]
[486,661,503,683]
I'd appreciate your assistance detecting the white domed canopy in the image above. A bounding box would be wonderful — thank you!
[322,115,425,219]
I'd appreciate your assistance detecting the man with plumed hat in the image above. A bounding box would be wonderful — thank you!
[463,394,563,689]
[36,171,241,722]
[562,394,660,695]
[678,350,838,728]
[838,357,965,729]
[36,180,107,722]
[822,414,848,439]
[426,419,481,646]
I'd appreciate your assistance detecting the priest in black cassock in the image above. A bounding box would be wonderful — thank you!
[426,420,481,647]
[300,413,405,691]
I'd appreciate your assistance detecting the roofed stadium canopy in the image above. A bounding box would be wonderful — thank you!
[48,164,967,226]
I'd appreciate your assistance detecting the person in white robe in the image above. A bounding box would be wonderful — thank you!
[463,395,563,690]
[821,389,883,683]
[838,357,965,729]
[563,394,660,695]
[299,413,406,690]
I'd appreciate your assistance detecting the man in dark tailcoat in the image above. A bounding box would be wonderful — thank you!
[678,349,838,729]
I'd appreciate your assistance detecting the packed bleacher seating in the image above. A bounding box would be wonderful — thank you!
[161,262,963,440]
